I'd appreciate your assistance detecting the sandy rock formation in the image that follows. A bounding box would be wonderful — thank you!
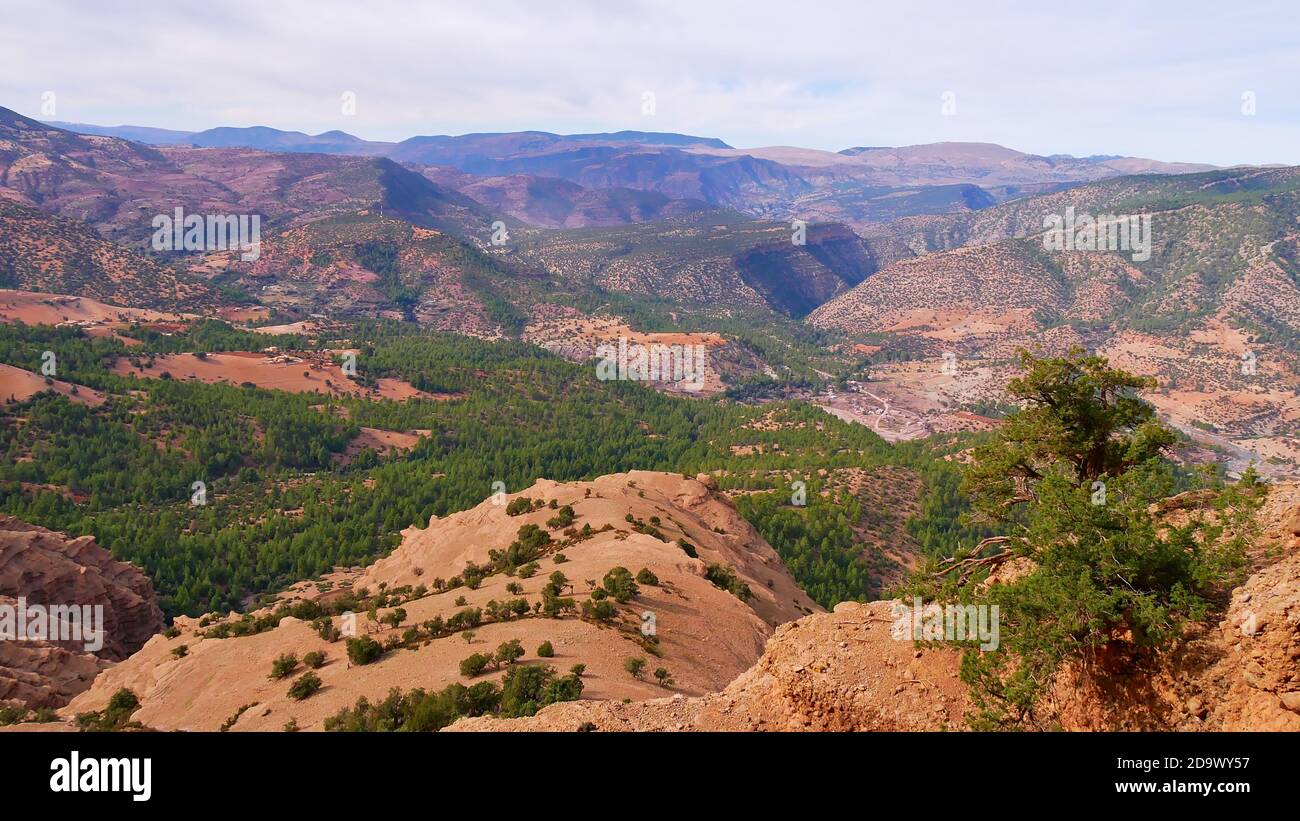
[44,477,1300,733]
[0,517,164,707]
[448,600,970,731]
[452,482,1300,732]
[0,642,111,710]
[62,471,820,731]
[1197,485,1300,730]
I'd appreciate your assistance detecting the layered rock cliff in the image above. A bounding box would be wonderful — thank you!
[0,517,164,708]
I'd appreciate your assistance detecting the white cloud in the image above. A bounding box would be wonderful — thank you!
[1,0,1297,164]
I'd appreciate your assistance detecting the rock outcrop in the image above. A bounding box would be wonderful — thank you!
[447,600,970,731]
[36,478,1300,732]
[62,472,821,731]
[0,517,164,708]
[451,482,1300,732]
[1191,485,1300,730]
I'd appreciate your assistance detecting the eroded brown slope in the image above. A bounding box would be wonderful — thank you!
[0,107,489,248]
[62,472,819,731]
[0,201,214,310]
[452,483,1300,732]
[448,599,971,732]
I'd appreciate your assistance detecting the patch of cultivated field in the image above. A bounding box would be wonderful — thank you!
[883,307,1037,341]
[0,289,190,326]
[334,427,431,466]
[525,314,727,351]
[524,313,728,394]
[0,363,105,406]
[815,364,1004,442]
[111,351,443,401]
[248,321,319,335]
[217,306,272,323]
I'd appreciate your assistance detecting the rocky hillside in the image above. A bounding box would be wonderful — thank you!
[520,212,880,316]
[859,166,1299,253]
[815,167,1300,341]
[60,472,819,731]
[450,598,972,731]
[807,167,1300,476]
[0,517,164,708]
[218,212,533,335]
[419,167,711,229]
[450,482,1300,731]
[842,165,1300,350]
[0,107,493,247]
[0,200,214,310]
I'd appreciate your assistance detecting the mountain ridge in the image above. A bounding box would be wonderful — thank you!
[29,109,1232,226]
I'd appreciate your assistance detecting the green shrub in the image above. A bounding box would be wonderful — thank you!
[311,616,340,642]
[288,671,322,700]
[346,636,383,666]
[74,688,143,732]
[546,505,575,530]
[581,599,616,622]
[601,567,639,602]
[506,497,533,516]
[270,653,300,679]
[460,652,492,677]
[324,682,502,732]
[499,664,583,717]
[705,564,752,601]
[494,639,525,667]
[624,656,646,679]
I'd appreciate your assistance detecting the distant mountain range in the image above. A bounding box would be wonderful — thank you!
[47,118,1211,183]
[42,115,1222,228]
[1,107,494,247]
[9,103,1294,338]
[46,121,729,154]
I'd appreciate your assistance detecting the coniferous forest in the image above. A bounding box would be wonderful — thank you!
[0,320,979,616]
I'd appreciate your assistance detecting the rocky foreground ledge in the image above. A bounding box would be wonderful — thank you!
[451,483,1300,732]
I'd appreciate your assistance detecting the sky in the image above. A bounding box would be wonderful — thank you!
[3,0,1299,165]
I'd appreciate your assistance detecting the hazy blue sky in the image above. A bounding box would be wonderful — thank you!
[3,0,1298,165]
